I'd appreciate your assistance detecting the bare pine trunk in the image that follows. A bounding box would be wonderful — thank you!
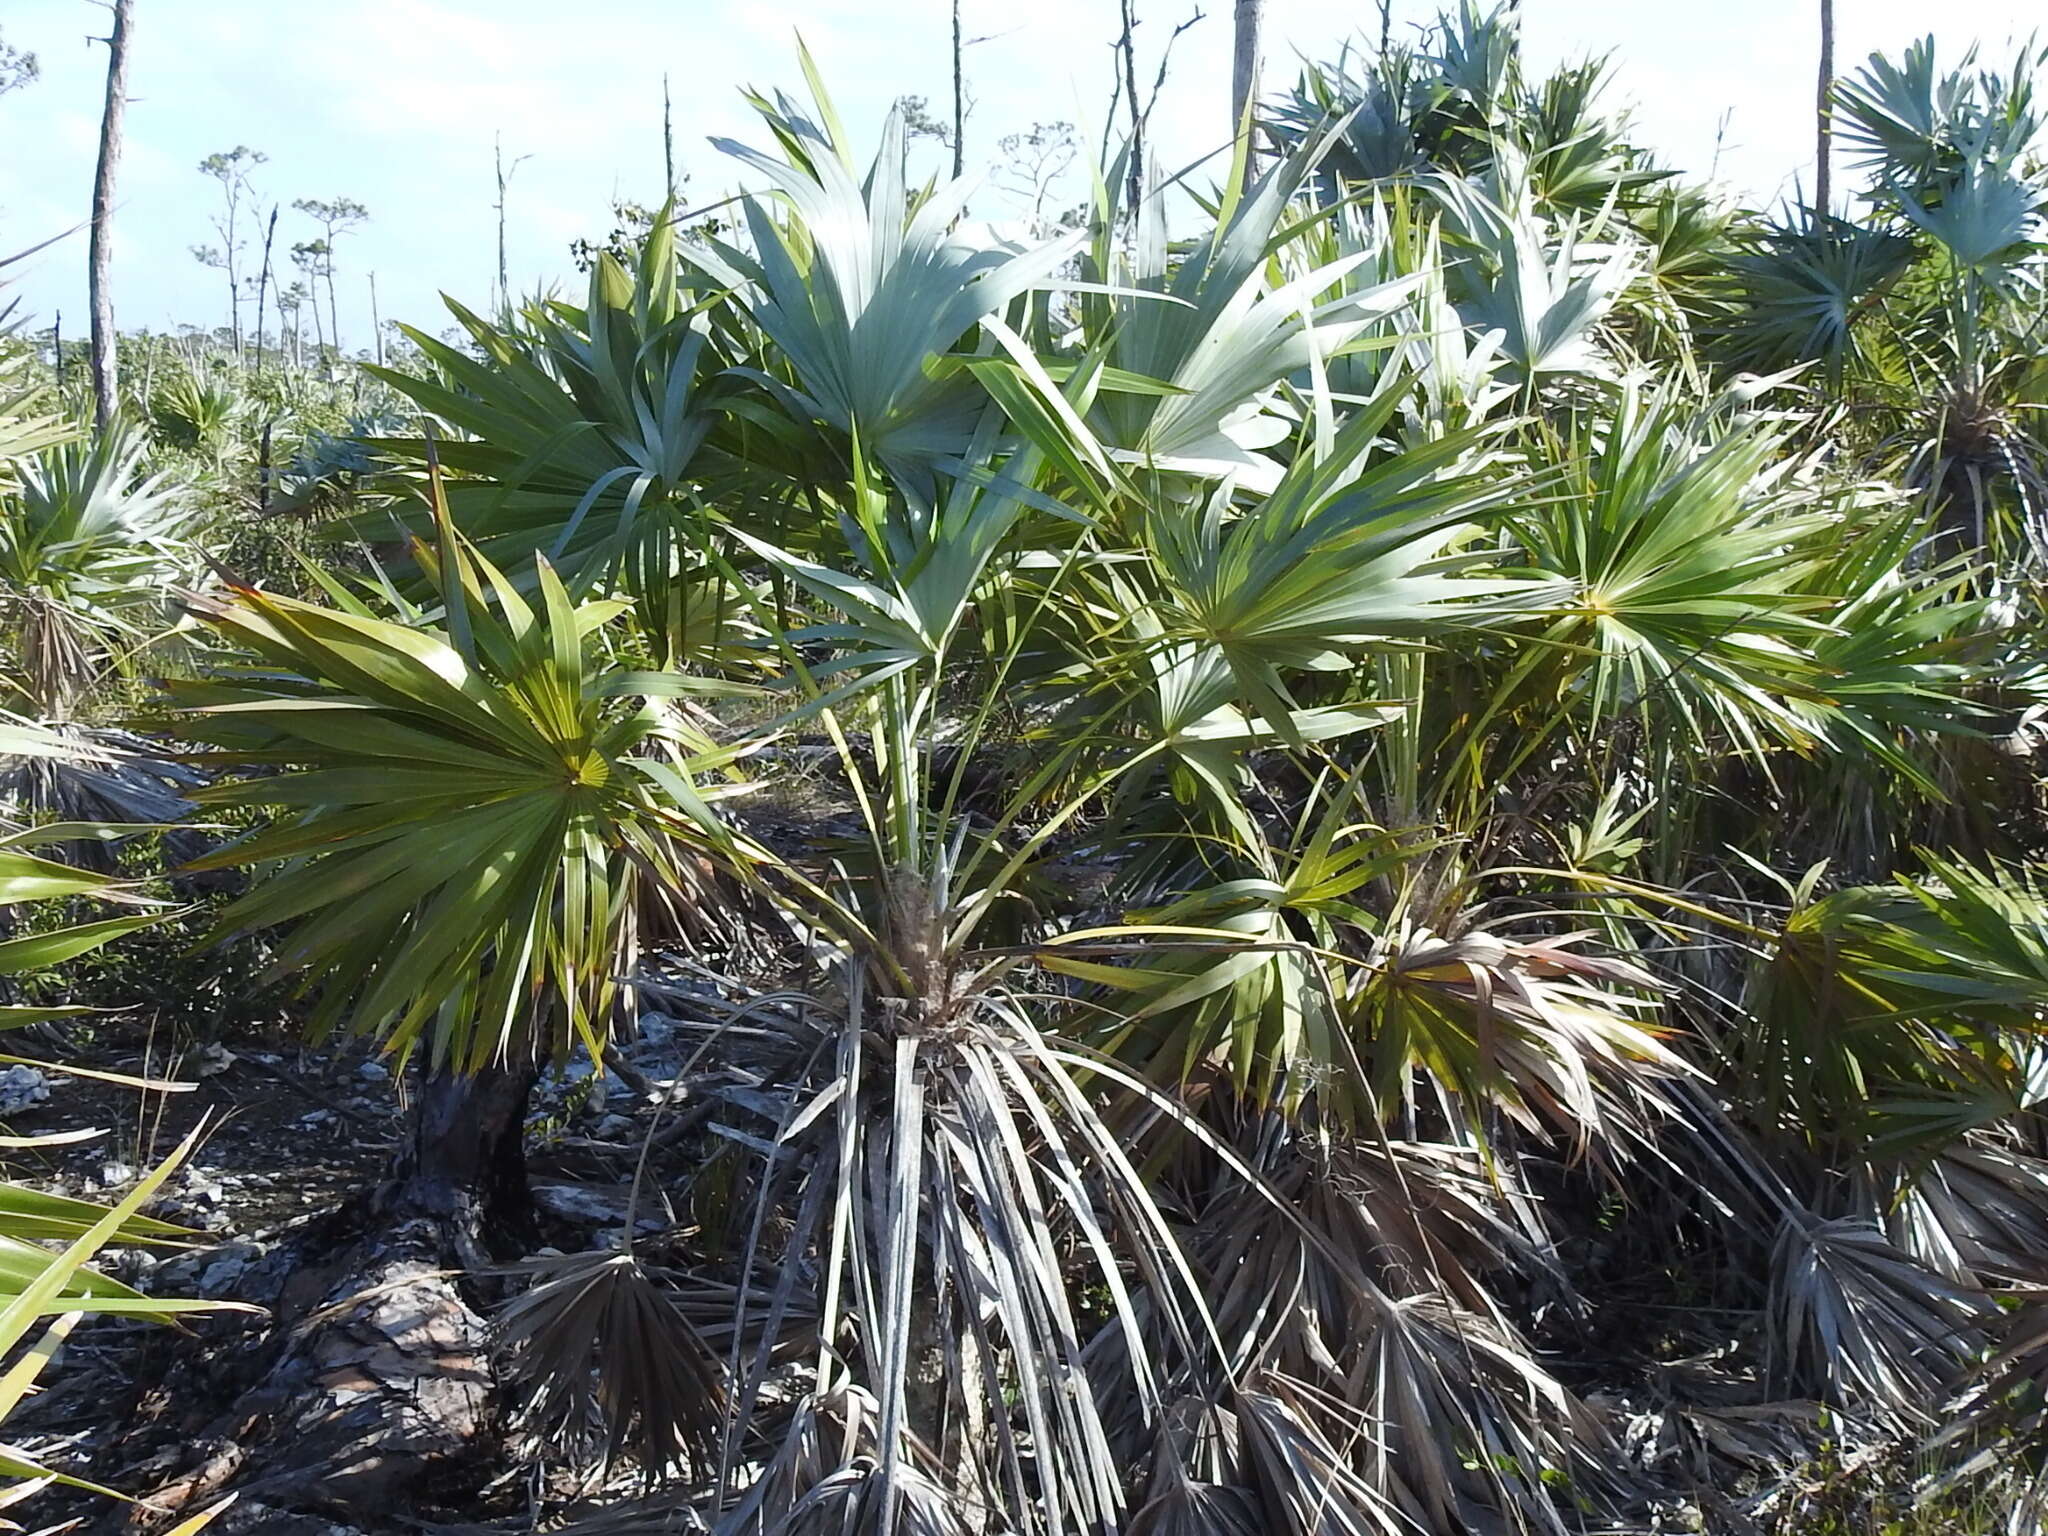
[1231,0,1262,191]
[951,0,966,180]
[663,74,676,197]
[494,133,511,315]
[1119,0,1143,212]
[252,206,276,378]
[88,0,134,431]
[1816,0,1835,216]
[326,261,341,360]
[225,202,241,356]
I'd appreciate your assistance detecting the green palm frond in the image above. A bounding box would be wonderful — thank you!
[1430,155,1638,384]
[1896,149,2046,277]
[0,419,193,717]
[1136,398,1543,738]
[1077,120,1421,489]
[1739,855,2048,1159]
[171,536,740,1068]
[686,81,1081,495]
[365,211,730,651]
[1836,36,2045,195]
[1503,380,1836,761]
[1707,216,1917,382]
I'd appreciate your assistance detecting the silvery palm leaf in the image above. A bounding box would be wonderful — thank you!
[686,78,1082,498]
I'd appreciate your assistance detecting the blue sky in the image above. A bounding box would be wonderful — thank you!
[0,0,2036,352]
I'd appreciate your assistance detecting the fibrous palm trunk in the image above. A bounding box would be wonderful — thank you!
[132,1057,541,1527]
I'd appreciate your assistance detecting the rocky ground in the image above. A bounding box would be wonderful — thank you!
[3,997,727,1535]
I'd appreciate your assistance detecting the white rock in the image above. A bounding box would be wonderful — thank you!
[636,1013,678,1049]
[0,1065,48,1115]
[533,1183,627,1226]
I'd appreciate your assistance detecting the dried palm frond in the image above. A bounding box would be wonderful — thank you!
[1130,1401,1268,1536]
[1890,1142,2048,1284]
[699,971,1226,1536]
[1768,1214,1993,1416]
[1358,922,1688,1159]
[0,721,199,872]
[497,1249,726,1478]
[1236,1379,1407,1536]
[1931,1291,2048,1494]
[711,1387,981,1536]
[1155,1118,1615,1535]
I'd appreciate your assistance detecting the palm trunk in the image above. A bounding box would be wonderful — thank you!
[87,0,134,431]
[137,1054,541,1523]
[394,1055,539,1255]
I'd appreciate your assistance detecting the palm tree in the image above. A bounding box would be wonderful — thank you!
[121,29,2048,1531]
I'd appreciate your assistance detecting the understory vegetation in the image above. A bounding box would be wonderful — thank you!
[6,5,2048,1532]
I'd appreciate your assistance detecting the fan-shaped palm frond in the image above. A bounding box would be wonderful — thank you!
[1769,1214,1991,1415]
[1430,156,1638,385]
[1836,36,2045,194]
[685,77,1080,497]
[1708,216,1917,382]
[0,419,193,717]
[366,210,731,652]
[498,1249,725,1478]
[1075,121,1421,489]
[170,533,741,1067]
[1501,380,1835,763]
[1738,855,2048,1160]
[1132,397,1543,737]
